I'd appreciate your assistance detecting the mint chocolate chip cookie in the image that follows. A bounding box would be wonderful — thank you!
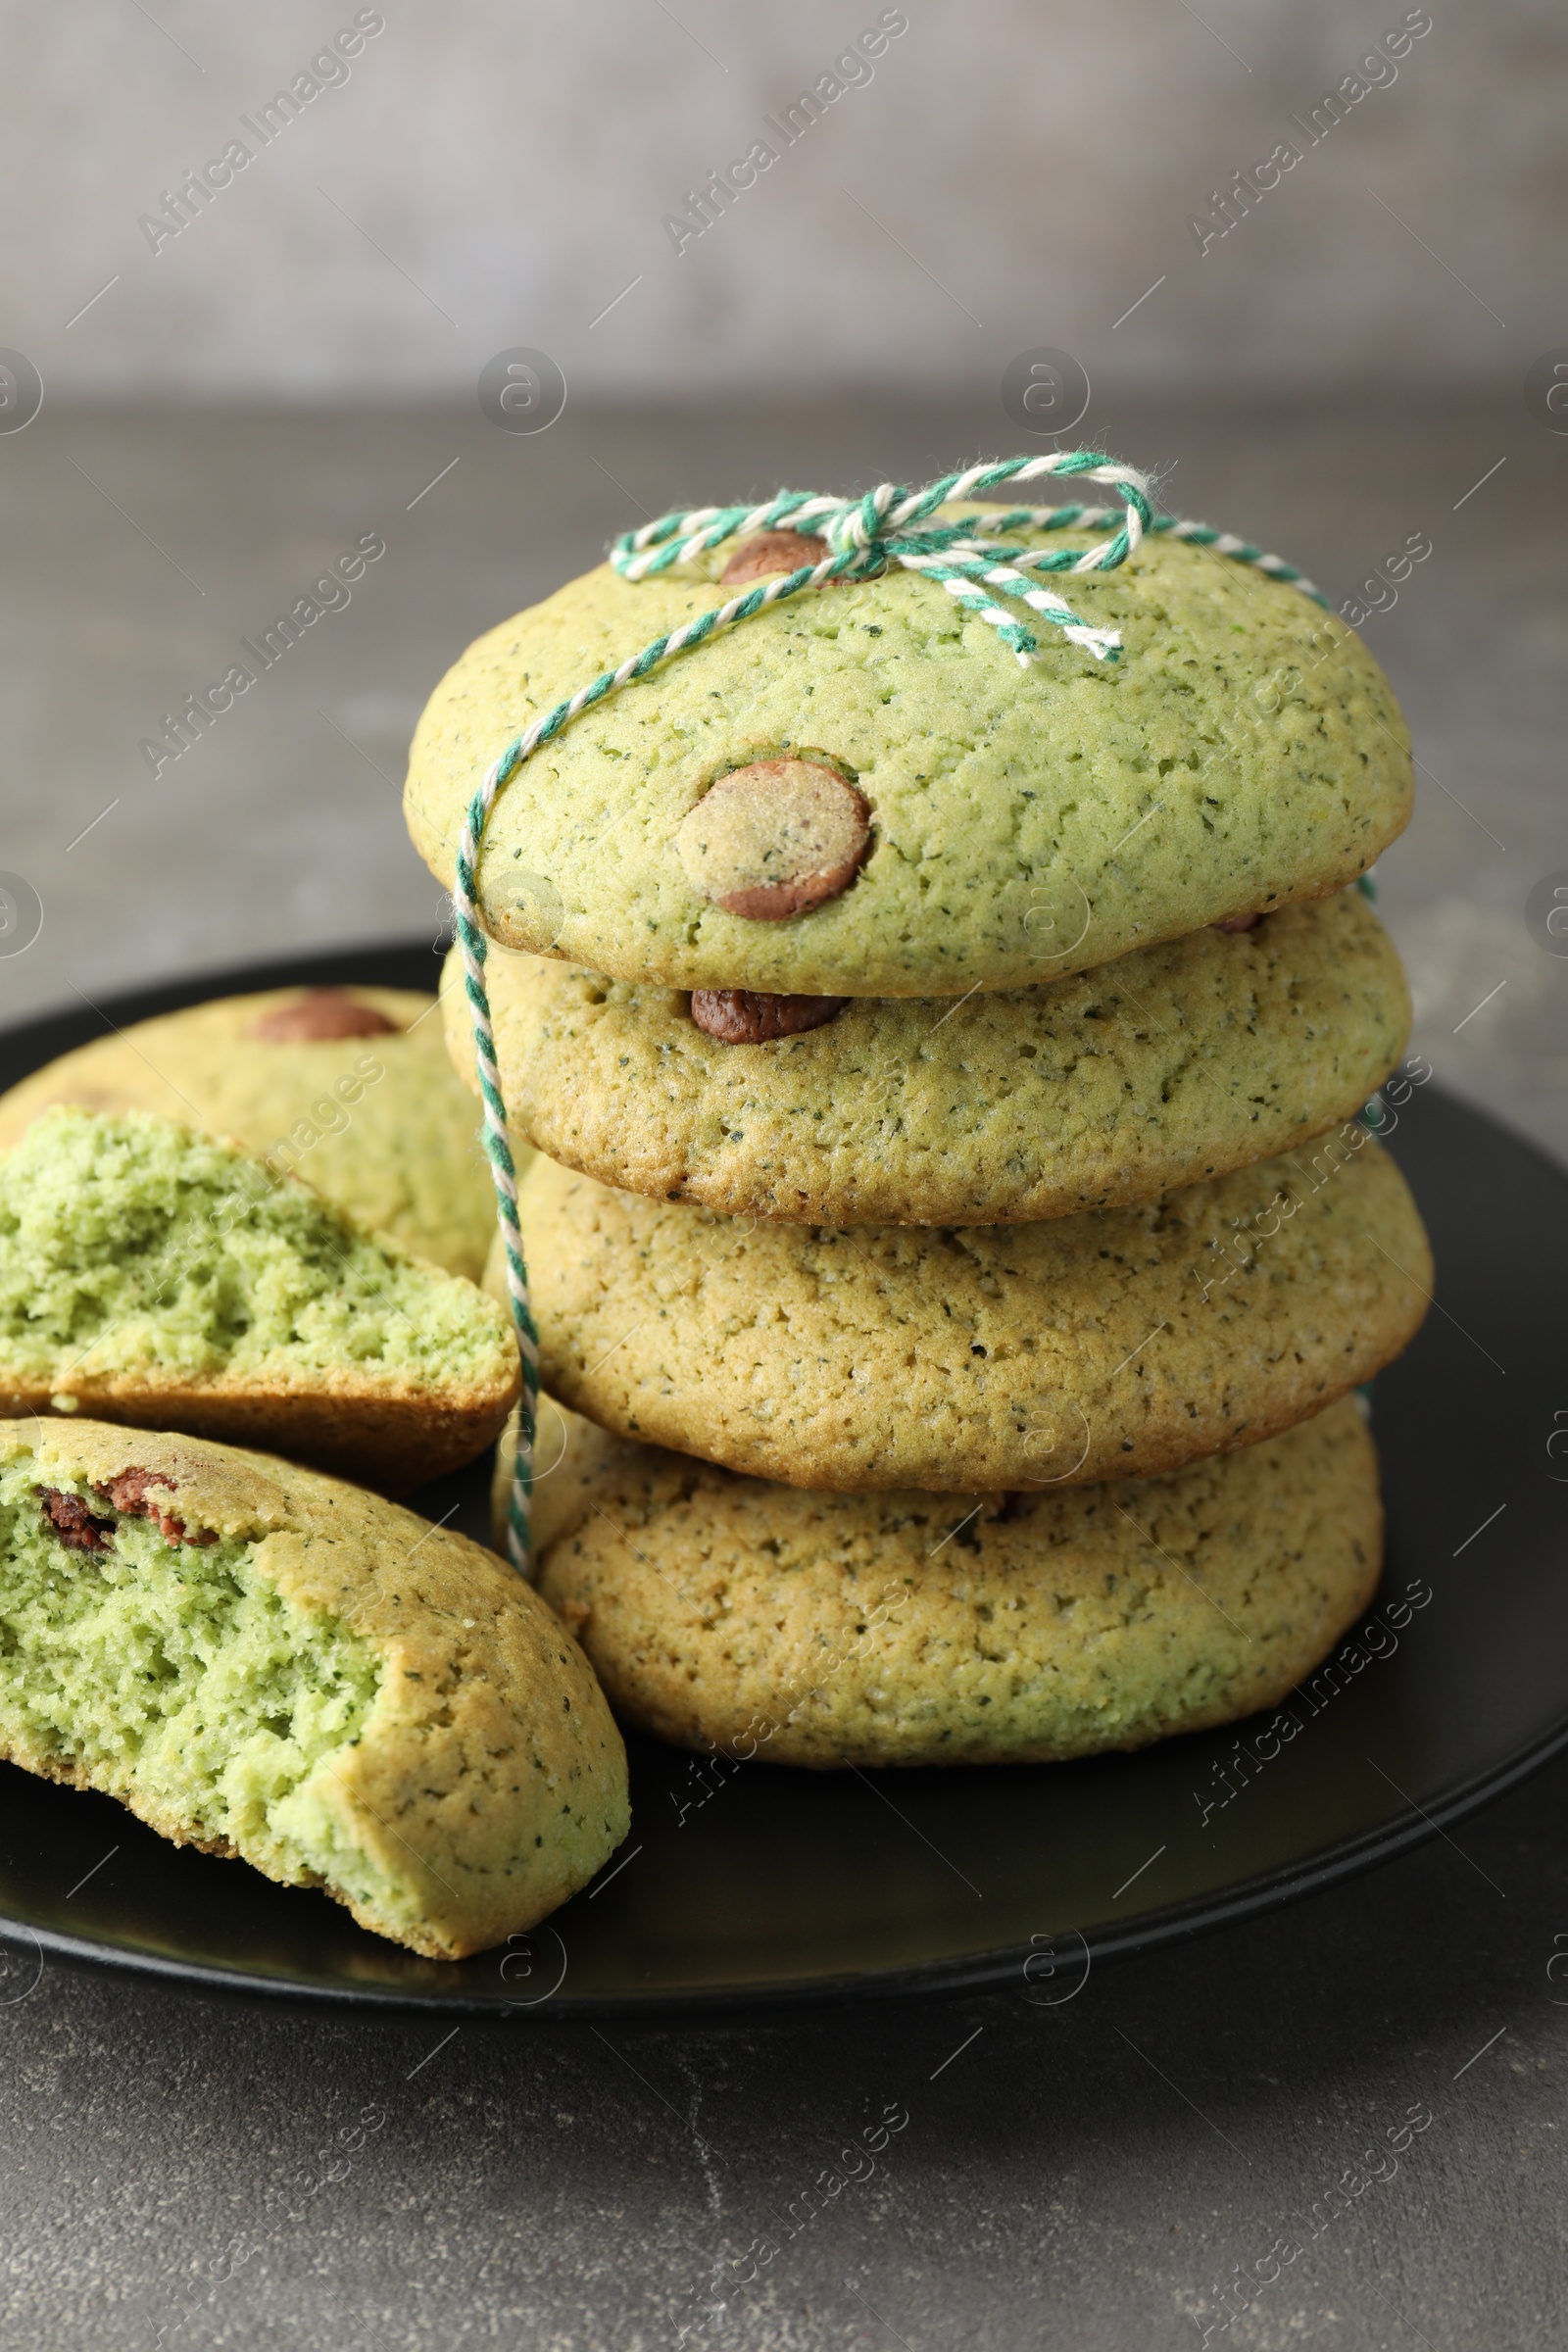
[0,986,500,1283]
[497,1135,1429,1493]
[0,1108,517,1493]
[444,891,1409,1225]
[0,1417,627,1956]
[406,520,1411,997]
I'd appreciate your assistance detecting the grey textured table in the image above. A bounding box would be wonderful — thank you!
[3,1764,1564,2349]
[1,396,1564,2348]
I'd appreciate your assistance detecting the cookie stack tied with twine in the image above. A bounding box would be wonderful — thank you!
[407,452,1434,1768]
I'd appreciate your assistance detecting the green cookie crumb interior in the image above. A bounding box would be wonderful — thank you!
[0,1107,503,1389]
[0,1454,387,1909]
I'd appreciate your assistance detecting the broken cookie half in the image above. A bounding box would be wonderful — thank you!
[0,1418,628,1957]
[0,1106,518,1493]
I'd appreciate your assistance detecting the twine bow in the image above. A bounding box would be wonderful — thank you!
[610,450,1160,665]
[453,452,1326,1576]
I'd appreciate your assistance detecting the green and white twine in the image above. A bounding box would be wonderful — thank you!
[454,449,1328,1577]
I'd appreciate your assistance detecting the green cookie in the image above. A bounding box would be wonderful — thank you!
[443,892,1409,1225]
[0,1416,627,1956]
[496,1135,1431,1494]
[406,515,1411,997]
[533,1396,1384,1769]
[0,1107,517,1495]
[0,987,501,1282]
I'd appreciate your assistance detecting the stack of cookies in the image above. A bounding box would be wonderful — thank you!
[407,500,1433,1769]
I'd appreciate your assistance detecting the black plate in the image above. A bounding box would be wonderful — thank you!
[0,941,1562,2015]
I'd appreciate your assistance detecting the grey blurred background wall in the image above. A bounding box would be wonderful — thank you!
[1,0,1565,1152]
[6,0,1561,398]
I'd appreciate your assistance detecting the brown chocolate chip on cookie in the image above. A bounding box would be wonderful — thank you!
[676,760,872,921]
[93,1464,217,1547]
[95,1464,169,1516]
[690,990,850,1044]
[719,530,828,585]
[34,1486,117,1553]
[1210,913,1262,934]
[248,990,401,1042]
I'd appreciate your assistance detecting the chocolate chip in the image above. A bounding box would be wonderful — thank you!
[96,1465,166,1514]
[1210,913,1262,934]
[690,991,850,1044]
[676,760,872,921]
[247,990,401,1042]
[35,1487,117,1553]
[90,1465,219,1547]
[719,530,828,585]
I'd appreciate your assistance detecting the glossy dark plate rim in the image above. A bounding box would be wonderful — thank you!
[6,1711,1566,2020]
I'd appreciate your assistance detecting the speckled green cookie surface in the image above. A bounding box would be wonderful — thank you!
[497,1135,1430,1492]
[0,1417,628,1956]
[533,1396,1383,1767]
[444,892,1408,1225]
[406,515,1412,996]
[0,988,503,1283]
